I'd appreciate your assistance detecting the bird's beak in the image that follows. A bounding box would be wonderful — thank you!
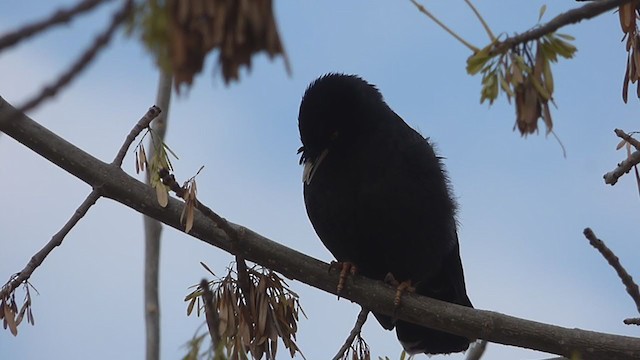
[302,148,329,185]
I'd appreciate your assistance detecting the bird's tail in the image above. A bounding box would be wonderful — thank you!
[384,248,473,354]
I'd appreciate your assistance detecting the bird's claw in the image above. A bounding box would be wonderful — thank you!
[329,261,357,296]
[384,273,415,308]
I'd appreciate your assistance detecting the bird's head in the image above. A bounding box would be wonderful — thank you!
[297,73,385,184]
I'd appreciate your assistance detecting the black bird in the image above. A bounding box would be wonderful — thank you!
[297,73,473,355]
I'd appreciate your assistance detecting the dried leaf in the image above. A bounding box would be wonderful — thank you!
[218,297,229,336]
[620,3,636,33]
[184,201,194,233]
[538,4,546,22]
[239,319,251,347]
[200,262,216,276]
[258,295,268,337]
[27,307,34,325]
[187,297,196,316]
[156,183,169,207]
[167,0,289,88]
[139,144,147,172]
[515,80,542,135]
[3,302,17,336]
[541,101,553,135]
[226,295,236,335]
[542,56,554,95]
[617,139,628,150]
[624,54,631,103]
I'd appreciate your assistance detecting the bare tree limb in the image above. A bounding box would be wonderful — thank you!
[0,190,100,300]
[157,168,255,308]
[583,228,640,315]
[113,105,161,166]
[1,97,640,359]
[332,307,369,360]
[0,0,114,52]
[489,0,637,56]
[0,104,159,302]
[603,151,640,185]
[604,129,640,185]
[15,0,132,115]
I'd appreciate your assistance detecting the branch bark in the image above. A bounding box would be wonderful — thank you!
[1,96,640,359]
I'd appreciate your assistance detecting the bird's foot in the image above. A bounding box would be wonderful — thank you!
[329,261,358,296]
[384,273,415,308]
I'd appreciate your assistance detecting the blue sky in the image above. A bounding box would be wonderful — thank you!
[1,1,640,359]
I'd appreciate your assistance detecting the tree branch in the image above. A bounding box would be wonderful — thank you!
[0,190,100,300]
[490,0,637,56]
[15,0,132,115]
[0,0,114,52]
[604,129,640,185]
[332,307,369,360]
[114,105,161,166]
[583,228,640,315]
[1,96,640,359]
[0,104,160,302]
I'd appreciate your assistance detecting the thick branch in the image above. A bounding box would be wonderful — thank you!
[490,0,637,56]
[1,96,640,359]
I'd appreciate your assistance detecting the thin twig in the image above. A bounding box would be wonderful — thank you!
[0,103,162,304]
[0,0,113,52]
[16,0,133,115]
[603,151,640,185]
[112,105,161,166]
[332,307,369,360]
[465,340,488,360]
[603,129,640,185]
[157,168,253,307]
[0,190,101,301]
[490,0,637,56]
[409,0,479,52]
[583,228,640,315]
[463,0,495,41]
